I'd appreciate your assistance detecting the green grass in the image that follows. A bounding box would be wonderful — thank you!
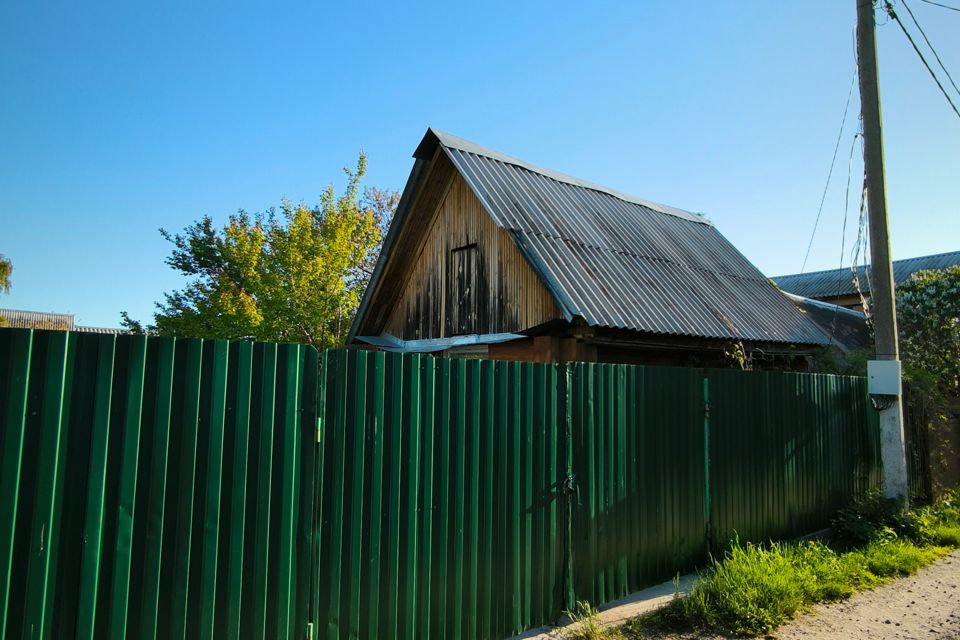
[857,539,949,577]
[624,489,960,638]
[563,601,624,640]
[929,523,960,546]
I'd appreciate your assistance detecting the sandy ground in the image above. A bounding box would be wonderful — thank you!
[772,549,960,640]
[521,550,960,640]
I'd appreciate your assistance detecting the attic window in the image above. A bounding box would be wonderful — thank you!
[449,243,479,335]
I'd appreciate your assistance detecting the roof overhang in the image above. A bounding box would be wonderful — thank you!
[354,332,525,353]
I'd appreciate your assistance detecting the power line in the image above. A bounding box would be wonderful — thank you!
[836,132,862,301]
[883,0,960,120]
[900,0,960,97]
[918,0,960,12]
[826,131,863,335]
[850,178,871,318]
[800,70,858,274]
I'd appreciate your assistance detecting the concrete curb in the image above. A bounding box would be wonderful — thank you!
[509,573,698,639]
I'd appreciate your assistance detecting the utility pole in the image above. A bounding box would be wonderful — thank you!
[856,0,909,503]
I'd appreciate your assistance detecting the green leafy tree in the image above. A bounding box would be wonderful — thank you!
[0,254,11,327]
[0,254,11,294]
[897,266,960,396]
[124,154,397,348]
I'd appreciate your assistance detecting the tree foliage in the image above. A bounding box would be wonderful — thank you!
[125,155,396,348]
[0,254,11,295]
[0,254,10,327]
[897,266,960,396]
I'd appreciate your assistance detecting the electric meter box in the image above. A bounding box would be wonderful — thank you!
[867,359,901,395]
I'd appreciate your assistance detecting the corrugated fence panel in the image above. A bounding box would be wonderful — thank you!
[706,370,881,548]
[316,351,567,640]
[1,335,885,640]
[0,330,318,640]
[569,363,707,607]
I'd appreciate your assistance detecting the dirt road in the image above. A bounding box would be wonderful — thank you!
[772,550,960,640]
[537,550,960,640]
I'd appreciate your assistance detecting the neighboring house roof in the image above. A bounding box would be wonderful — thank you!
[74,325,131,335]
[352,128,830,346]
[785,293,870,353]
[0,308,74,330]
[0,308,128,334]
[772,250,960,300]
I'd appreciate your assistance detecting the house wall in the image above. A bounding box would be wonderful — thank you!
[383,172,561,340]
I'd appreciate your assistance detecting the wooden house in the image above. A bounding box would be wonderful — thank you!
[349,129,843,367]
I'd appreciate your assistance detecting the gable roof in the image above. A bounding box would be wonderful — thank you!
[772,250,960,300]
[351,128,830,346]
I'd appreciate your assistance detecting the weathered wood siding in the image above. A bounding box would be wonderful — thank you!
[384,172,561,339]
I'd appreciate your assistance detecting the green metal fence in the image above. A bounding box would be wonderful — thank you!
[705,370,881,547]
[0,332,883,640]
[0,330,318,640]
[568,364,707,608]
[316,350,568,640]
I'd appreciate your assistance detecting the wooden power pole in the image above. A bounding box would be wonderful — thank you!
[856,0,909,502]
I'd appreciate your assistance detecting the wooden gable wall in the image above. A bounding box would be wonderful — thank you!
[383,170,561,340]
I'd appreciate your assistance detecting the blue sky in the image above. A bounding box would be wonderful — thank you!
[1,1,958,327]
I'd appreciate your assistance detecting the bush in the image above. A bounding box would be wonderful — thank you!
[831,490,929,547]
[928,487,960,524]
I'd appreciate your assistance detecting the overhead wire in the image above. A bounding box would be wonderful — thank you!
[800,70,858,274]
[917,0,960,12]
[850,178,871,318]
[836,132,863,309]
[899,0,960,97]
[883,0,960,120]
[827,130,864,335]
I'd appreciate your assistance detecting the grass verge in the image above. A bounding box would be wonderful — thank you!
[624,488,960,638]
[565,601,624,640]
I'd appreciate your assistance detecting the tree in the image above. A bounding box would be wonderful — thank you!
[355,186,398,291]
[0,254,11,327]
[897,266,960,396]
[0,254,11,294]
[124,154,398,348]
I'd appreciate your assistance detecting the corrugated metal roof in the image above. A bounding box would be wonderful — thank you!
[785,293,870,353]
[423,129,830,345]
[772,250,960,299]
[74,325,130,335]
[0,308,74,330]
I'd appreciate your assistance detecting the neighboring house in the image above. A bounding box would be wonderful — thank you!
[0,309,74,330]
[773,250,960,311]
[0,308,127,334]
[349,128,846,367]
